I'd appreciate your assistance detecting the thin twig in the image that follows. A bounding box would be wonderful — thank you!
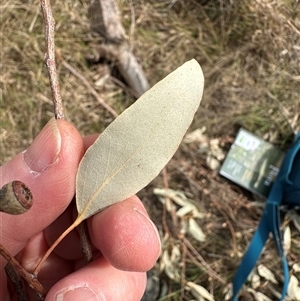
[287,19,300,36]
[77,221,93,264]
[5,263,29,301]
[0,243,46,296]
[182,237,226,285]
[62,60,118,118]
[40,0,65,119]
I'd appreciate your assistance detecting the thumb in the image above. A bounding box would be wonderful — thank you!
[0,118,84,260]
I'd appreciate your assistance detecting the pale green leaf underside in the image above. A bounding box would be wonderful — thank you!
[76,59,204,221]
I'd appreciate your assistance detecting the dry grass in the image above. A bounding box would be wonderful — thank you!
[1,0,300,300]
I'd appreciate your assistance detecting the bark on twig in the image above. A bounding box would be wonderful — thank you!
[5,263,29,301]
[40,0,65,119]
[0,244,46,297]
[89,0,150,97]
[33,0,98,285]
[77,221,93,264]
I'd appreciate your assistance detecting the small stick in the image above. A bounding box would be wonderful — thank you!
[0,244,46,296]
[62,60,118,118]
[40,0,65,120]
[77,221,93,264]
[34,1,98,279]
[5,263,29,301]
[182,237,226,285]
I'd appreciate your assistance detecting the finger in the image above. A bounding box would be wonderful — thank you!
[18,231,73,299]
[88,195,161,272]
[45,256,147,301]
[0,118,84,258]
[83,133,99,151]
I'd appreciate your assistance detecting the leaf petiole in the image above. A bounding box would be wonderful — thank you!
[33,216,82,276]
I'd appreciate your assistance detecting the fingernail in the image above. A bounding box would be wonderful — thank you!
[56,287,99,301]
[134,207,161,250]
[23,118,61,173]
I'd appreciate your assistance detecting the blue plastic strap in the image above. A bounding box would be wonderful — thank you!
[232,132,300,300]
[267,202,289,300]
[232,209,271,301]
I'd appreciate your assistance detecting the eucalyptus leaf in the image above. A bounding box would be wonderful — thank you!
[75,59,204,221]
[186,281,215,301]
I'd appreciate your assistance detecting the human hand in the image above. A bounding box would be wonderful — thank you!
[0,118,161,301]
